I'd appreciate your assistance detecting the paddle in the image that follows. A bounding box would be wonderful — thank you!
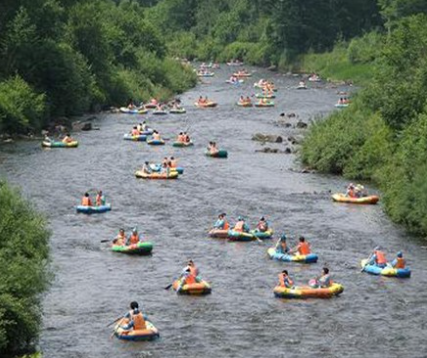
[164,283,174,290]
[106,316,122,328]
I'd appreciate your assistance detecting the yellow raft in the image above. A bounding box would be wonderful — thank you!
[332,193,379,205]
[135,171,178,179]
[274,283,344,299]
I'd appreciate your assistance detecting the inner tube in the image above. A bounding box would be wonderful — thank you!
[227,230,255,242]
[152,110,168,115]
[172,141,193,148]
[226,79,244,84]
[255,93,276,99]
[172,279,212,295]
[195,101,218,108]
[76,204,112,214]
[170,108,186,114]
[274,283,344,299]
[111,242,153,255]
[250,229,273,239]
[360,259,411,278]
[332,193,379,205]
[297,85,308,90]
[335,103,349,108]
[255,102,275,107]
[147,139,165,145]
[208,229,229,238]
[236,102,253,107]
[227,62,244,66]
[145,103,158,109]
[120,107,147,114]
[267,248,318,263]
[205,150,228,158]
[123,133,147,142]
[42,141,79,148]
[233,72,252,77]
[135,171,178,179]
[197,72,215,77]
[114,318,159,341]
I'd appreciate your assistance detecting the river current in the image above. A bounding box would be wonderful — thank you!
[0,66,426,358]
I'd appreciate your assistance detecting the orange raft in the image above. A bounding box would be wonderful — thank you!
[208,229,229,238]
[332,193,379,205]
[274,283,344,299]
[194,101,218,108]
[135,171,178,179]
[172,279,212,295]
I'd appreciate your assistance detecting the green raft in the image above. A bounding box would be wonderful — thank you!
[205,150,228,158]
[111,241,153,255]
[173,141,194,148]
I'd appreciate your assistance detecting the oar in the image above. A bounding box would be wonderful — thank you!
[164,283,174,290]
[361,257,370,272]
[106,316,122,327]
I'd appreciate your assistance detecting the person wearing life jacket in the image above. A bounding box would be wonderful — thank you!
[278,270,294,288]
[112,228,126,246]
[275,234,289,254]
[120,301,147,331]
[391,251,406,269]
[95,190,105,206]
[368,246,387,268]
[233,216,250,233]
[214,213,230,230]
[131,126,140,136]
[62,133,73,143]
[256,217,269,232]
[152,130,161,141]
[292,236,311,255]
[81,192,92,207]
[128,228,140,245]
[170,157,178,168]
[346,183,356,198]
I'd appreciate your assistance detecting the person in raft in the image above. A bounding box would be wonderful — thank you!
[44,134,52,143]
[81,192,92,207]
[255,217,269,232]
[367,246,387,268]
[119,301,148,331]
[131,126,140,136]
[95,190,105,206]
[233,216,250,233]
[275,234,289,254]
[391,251,406,269]
[141,161,152,174]
[290,236,311,256]
[169,157,178,168]
[208,141,219,154]
[127,228,142,246]
[177,260,200,291]
[152,130,162,141]
[278,270,294,288]
[62,133,74,143]
[112,228,126,246]
[214,213,230,230]
[310,267,333,288]
[183,132,191,143]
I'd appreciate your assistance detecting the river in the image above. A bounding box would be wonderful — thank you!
[0,66,426,358]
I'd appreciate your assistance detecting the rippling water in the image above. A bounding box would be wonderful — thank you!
[1,66,426,358]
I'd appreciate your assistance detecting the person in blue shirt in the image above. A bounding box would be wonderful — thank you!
[275,234,289,254]
[214,213,229,230]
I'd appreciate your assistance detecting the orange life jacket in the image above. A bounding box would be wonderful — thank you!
[185,274,196,285]
[348,189,356,198]
[131,129,139,136]
[131,312,146,330]
[129,233,139,245]
[170,160,177,168]
[298,242,311,255]
[394,257,405,269]
[233,221,244,232]
[223,221,230,230]
[375,250,387,265]
[189,266,198,277]
[82,197,91,206]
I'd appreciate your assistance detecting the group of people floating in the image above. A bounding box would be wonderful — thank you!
[345,183,368,198]
[140,156,179,175]
[81,190,105,207]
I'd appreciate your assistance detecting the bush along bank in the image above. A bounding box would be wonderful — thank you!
[301,14,427,235]
[0,180,51,357]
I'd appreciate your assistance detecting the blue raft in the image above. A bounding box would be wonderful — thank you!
[267,248,318,264]
[76,204,112,214]
[360,260,411,278]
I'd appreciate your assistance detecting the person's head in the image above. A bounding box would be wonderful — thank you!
[164,157,168,161]
[238,216,244,221]
[374,245,381,252]
[322,267,329,275]
[130,301,139,310]
[282,270,288,276]
[188,260,194,266]
[132,228,138,234]
[145,161,149,165]
[84,192,89,197]
[299,236,305,242]
[142,121,146,124]
[219,213,225,219]
[98,190,102,195]
[260,216,265,221]
[280,233,287,241]
[184,132,187,135]
[119,228,124,234]
[397,251,403,258]
[179,132,183,135]
[66,133,70,137]
[170,156,175,160]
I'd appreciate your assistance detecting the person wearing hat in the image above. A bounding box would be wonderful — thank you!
[368,246,387,268]
[120,301,147,331]
[278,270,294,288]
[255,216,269,232]
[275,233,289,254]
[113,228,126,246]
[391,252,406,269]
[214,213,230,230]
[233,216,250,233]
[128,228,141,245]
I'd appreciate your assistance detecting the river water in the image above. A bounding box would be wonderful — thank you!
[0,66,426,358]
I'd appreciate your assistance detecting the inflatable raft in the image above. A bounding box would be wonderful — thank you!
[267,248,318,264]
[114,318,159,341]
[172,141,193,147]
[123,133,147,141]
[145,102,158,109]
[208,229,229,239]
[255,93,276,99]
[172,279,212,295]
[335,103,349,108]
[332,193,379,205]
[233,72,252,77]
[147,139,165,145]
[274,283,344,299]
[255,101,275,107]
[135,171,178,179]
[152,110,168,115]
[250,229,273,239]
[195,101,218,108]
[170,108,186,114]
[205,150,228,158]
[227,230,255,242]
[111,242,153,255]
[42,141,78,148]
[119,107,147,114]
[236,102,253,107]
[76,204,111,214]
[226,79,244,84]
[360,259,411,278]
[197,72,215,77]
